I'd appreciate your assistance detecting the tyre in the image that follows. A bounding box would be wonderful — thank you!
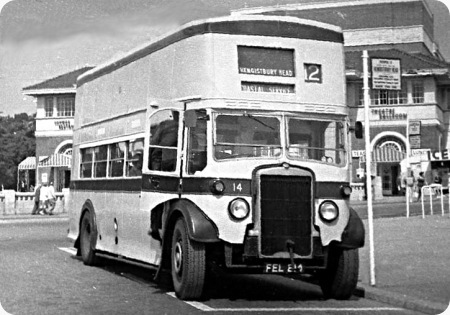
[171,218,206,300]
[319,248,359,300]
[79,211,98,266]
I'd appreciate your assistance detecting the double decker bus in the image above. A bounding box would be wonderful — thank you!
[68,15,365,300]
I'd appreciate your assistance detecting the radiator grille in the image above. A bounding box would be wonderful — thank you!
[260,175,312,256]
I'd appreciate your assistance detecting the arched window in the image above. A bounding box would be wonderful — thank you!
[374,136,406,153]
[57,143,72,155]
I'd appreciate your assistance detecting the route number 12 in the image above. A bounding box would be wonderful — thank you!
[304,63,322,83]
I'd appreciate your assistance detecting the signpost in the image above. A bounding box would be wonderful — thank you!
[363,51,376,286]
[371,58,401,90]
[363,53,403,286]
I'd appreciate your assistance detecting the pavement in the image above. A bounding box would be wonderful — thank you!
[1,200,450,314]
[352,196,450,315]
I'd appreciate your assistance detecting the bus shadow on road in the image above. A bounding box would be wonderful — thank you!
[75,254,331,302]
[201,268,328,301]
[70,254,361,302]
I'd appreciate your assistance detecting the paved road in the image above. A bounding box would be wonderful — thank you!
[0,219,423,315]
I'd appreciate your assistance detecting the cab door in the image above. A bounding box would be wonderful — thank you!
[139,108,183,265]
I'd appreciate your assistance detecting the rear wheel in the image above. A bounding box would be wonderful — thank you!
[319,248,359,300]
[80,211,98,266]
[171,218,206,300]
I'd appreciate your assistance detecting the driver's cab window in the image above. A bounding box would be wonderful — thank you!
[186,109,208,174]
[148,110,180,172]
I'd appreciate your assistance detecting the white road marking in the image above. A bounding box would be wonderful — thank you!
[58,248,407,314]
[167,292,405,312]
[58,247,77,255]
[0,302,13,315]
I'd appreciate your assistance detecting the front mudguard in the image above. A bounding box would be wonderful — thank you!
[166,199,219,243]
[334,207,365,249]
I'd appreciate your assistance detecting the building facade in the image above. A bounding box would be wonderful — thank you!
[21,67,93,191]
[233,0,450,196]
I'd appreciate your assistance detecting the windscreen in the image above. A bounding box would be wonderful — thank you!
[214,114,282,160]
[287,118,346,166]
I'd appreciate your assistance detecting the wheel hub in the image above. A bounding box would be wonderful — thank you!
[173,241,183,276]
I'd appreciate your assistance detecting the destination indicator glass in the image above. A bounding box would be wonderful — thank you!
[238,46,295,77]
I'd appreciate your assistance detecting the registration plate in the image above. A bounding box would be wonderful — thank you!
[264,263,304,273]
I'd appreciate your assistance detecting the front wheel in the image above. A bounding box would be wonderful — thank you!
[79,211,98,266]
[171,218,206,300]
[319,248,359,300]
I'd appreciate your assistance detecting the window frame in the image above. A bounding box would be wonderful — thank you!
[57,96,75,117]
[148,109,181,173]
[412,80,424,104]
[45,97,54,117]
[358,83,408,106]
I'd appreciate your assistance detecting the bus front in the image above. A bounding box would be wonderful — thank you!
[179,103,363,300]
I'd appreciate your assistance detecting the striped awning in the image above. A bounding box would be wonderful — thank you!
[38,154,72,168]
[360,147,406,163]
[18,156,37,170]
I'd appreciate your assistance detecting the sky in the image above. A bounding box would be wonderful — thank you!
[0,0,449,116]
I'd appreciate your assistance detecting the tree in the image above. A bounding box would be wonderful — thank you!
[0,114,36,190]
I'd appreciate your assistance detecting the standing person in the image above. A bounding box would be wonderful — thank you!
[361,173,367,201]
[434,172,442,185]
[31,183,41,215]
[39,182,49,215]
[46,182,56,215]
[416,172,426,201]
[432,171,442,197]
[20,180,26,192]
[405,171,415,203]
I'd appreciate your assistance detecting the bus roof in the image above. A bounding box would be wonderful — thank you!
[77,15,343,88]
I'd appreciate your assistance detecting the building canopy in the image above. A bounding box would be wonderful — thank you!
[360,147,406,163]
[18,156,37,170]
[38,154,71,168]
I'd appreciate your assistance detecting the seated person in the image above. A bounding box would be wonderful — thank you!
[128,152,143,176]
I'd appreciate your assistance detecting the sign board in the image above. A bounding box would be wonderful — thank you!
[371,58,401,90]
[409,121,421,135]
[304,64,322,83]
[238,46,295,77]
[352,150,365,158]
[241,82,295,94]
[411,149,430,157]
[354,149,430,159]
[371,108,407,121]
[409,135,421,149]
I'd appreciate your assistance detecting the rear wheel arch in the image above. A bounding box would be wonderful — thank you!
[75,200,97,255]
